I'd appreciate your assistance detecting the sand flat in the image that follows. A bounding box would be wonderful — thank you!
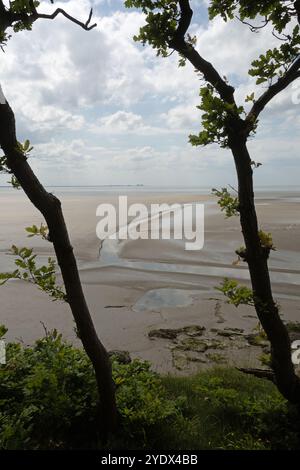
[1,187,300,374]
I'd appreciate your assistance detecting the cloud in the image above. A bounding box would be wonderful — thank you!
[95,111,144,132]
[0,0,299,187]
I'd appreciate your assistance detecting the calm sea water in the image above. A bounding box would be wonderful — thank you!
[0,184,299,198]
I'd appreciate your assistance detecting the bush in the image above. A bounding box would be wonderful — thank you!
[1,330,300,450]
[0,330,181,449]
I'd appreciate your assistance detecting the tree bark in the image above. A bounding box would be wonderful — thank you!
[0,100,118,436]
[229,135,300,403]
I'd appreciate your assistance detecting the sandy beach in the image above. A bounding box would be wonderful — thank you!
[1,187,300,375]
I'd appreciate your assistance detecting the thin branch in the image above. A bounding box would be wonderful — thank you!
[35,7,97,31]
[272,28,291,41]
[246,55,300,129]
[169,0,235,105]
[0,4,97,36]
[236,15,269,33]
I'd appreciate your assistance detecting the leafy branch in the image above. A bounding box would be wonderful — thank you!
[25,223,49,240]
[212,187,239,218]
[0,139,33,189]
[0,245,67,302]
[217,278,254,307]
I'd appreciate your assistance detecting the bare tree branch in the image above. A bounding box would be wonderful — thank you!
[236,15,269,33]
[35,7,97,31]
[0,3,97,35]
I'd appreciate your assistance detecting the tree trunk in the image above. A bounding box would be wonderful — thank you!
[0,100,118,436]
[230,136,300,402]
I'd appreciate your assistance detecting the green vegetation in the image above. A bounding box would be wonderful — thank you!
[1,329,299,450]
[212,187,239,218]
[286,322,300,334]
[0,245,66,302]
[217,278,254,307]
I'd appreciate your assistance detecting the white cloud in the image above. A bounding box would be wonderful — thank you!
[0,0,299,187]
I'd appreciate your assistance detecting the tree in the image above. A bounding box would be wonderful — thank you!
[0,0,118,436]
[125,0,300,403]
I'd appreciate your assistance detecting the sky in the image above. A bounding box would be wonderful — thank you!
[0,0,299,188]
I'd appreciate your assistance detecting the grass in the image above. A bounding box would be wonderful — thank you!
[157,368,300,450]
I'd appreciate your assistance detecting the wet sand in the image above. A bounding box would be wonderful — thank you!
[1,188,300,374]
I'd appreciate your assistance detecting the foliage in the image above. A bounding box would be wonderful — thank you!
[16,139,34,157]
[208,1,297,34]
[259,352,272,367]
[10,0,40,15]
[126,0,299,149]
[0,325,8,339]
[0,244,66,302]
[0,331,181,449]
[217,278,254,307]
[249,27,300,85]
[209,1,300,84]
[7,175,21,189]
[113,359,182,443]
[189,85,246,148]
[124,1,179,56]
[258,230,276,251]
[0,331,299,449]
[0,139,33,189]
[25,223,49,240]
[1,1,40,35]
[212,186,239,217]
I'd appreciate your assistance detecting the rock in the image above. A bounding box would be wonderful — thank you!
[108,350,131,364]
[217,331,235,338]
[171,348,207,370]
[245,333,269,348]
[185,351,207,363]
[224,327,244,333]
[206,352,227,364]
[181,325,206,337]
[148,325,205,341]
[176,337,208,353]
[172,350,188,370]
[148,328,179,340]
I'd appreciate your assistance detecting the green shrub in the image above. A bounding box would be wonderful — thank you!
[1,332,300,450]
[0,330,181,449]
